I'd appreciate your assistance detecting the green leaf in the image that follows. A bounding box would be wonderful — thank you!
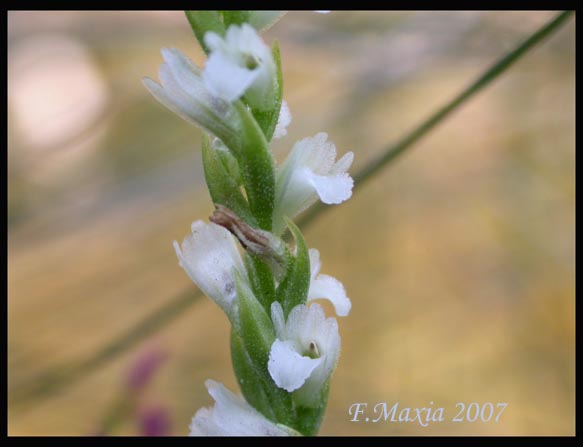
[221,10,250,27]
[216,142,243,186]
[249,41,283,142]
[235,271,275,369]
[184,11,225,54]
[244,254,275,313]
[234,102,275,231]
[276,219,311,317]
[201,134,256,226]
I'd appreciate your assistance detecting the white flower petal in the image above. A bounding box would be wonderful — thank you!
[286,302,325,340]
[143,77,192,122]
[332,151,354,174]
[309,248,322,278]
[204,32,224,52]
[306,170,353,204]
[189,407,222,436]
[144,74,202,128]
[189,380,295,436]
[143,48,238,141]
[270,301,286,339]
[203,51,259,102]
[268,340,322,392]
[307,248,351,316]
[308,274,351,317]
[161,47,203,96]
[174,221,244,319]
[273,100,292,139]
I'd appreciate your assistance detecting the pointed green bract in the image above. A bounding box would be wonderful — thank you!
[234,102,275,231]
[248,42,283,142]
[233,272,298,429]
[235,271,275,370]
[230,329,274,419]
[201,135,256,226]
[232,329,297,429]
[276,219,311,317]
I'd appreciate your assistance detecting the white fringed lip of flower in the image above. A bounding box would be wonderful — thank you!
[173,221,245,321]
[143,48,237,142]
[273,132,354,234]
[308,248,352,317]
[189,380,298,436]
[203,23,276,106]
[268,302,340,407]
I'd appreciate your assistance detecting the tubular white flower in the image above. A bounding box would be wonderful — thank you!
[308,248,351,317]
[189,380,297,436]
[143,48,239,145]
[273,132,354,234]
[268,302,340,407]
[173,221,245,321]
[203,24,276,108]
[273,100,292,139]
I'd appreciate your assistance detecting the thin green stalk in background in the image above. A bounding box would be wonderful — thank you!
[9,10,573,409]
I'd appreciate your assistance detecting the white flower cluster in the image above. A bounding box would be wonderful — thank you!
[145,22,354,436]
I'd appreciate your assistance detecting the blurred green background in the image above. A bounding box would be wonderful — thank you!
[7,11,575,435]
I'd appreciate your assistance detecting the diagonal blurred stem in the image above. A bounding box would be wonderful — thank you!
[9,10,573,408]
[298,10,574,229]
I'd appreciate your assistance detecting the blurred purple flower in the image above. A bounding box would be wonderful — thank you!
[127,347,167,392]
[139,406,171,437]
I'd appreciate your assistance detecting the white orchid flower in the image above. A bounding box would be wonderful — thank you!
[203,24,277,109]
[143,48,239,145]
[273,132,354,234]
[173,221,245,322]
[189,380,298,436]
[308,248,351,317]
[268,302,340,407]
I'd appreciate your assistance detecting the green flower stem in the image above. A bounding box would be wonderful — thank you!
[9,11,573,409]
